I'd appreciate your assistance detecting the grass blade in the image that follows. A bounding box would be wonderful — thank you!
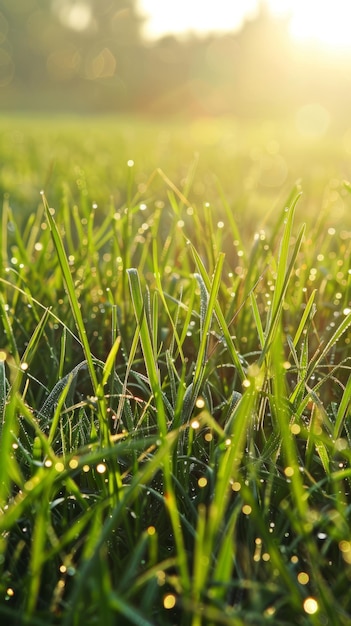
[333,374,351,440]
[190,243,246,381]
[42,194,99,395]
[127,268,167,437]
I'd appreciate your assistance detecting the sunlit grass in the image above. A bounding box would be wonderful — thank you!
[0,115,351,625]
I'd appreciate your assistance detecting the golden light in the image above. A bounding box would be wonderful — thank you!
[141,0,351,54]
[140,0,258,39]
[269,0,351,52]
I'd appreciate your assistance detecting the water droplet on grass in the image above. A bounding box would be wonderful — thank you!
[297,572,309,585]
[66,567,76,576]
[303,598,318,615]
[163,594,176,609]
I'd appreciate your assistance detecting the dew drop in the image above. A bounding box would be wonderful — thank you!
[303,598,318,615]
[317,532,327,540]
[163,594,176,609]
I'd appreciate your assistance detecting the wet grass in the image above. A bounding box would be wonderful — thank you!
[1,114,351,625]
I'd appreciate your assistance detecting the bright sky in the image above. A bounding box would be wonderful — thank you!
[138,0,351,51]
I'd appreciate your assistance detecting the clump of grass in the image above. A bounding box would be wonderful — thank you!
[1,119,351,625]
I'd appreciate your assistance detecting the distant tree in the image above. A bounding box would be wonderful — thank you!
[0,0,144,111]
[1,1,350,116]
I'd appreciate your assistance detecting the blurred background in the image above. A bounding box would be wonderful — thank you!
[1,0,351,125]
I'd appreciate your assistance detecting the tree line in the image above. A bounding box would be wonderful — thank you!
[1,0,350,117]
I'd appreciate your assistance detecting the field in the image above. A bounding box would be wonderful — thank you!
[1,114,351,625]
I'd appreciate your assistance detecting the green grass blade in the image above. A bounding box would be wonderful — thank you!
[292,289,317,348]
[193,252,225,388]
[333,374,351,440]
[152,238,185,363]
[0,356,7,436]
[42,194,99,395]
[190,243,246,381]
[100,336,121,388]
[127,268,167,436]
[250,291,265,349]
[259,222,305,366]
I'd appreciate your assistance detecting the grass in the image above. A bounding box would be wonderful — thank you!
[1,114,351,625]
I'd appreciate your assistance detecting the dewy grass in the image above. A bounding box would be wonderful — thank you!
[1,116,351,624]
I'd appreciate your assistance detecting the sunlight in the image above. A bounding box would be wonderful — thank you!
[139,0,258,39]
[269,0,351,51]
[140,0,351,52]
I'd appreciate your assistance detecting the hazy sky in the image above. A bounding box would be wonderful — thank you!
[138,0,351,51]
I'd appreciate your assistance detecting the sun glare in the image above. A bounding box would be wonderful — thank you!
[268,0,351,52]
[139,0,258,39]
[140,0,351,52]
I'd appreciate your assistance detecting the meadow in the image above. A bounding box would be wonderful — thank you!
[1,114,351,625]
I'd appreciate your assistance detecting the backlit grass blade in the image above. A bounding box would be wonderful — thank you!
[258,221,305,366]
[190,243,246,381]
[43,194,99,395]
[269,194,302,322]
[333,374,351,440]
[0,355,7,434]
[22,307,51,366]
[250,291,265,349]
[292,288,317,348]
[127,268,167,437]
[0,359,16,504]
[100,336,121,389]
[193,253,225,386]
